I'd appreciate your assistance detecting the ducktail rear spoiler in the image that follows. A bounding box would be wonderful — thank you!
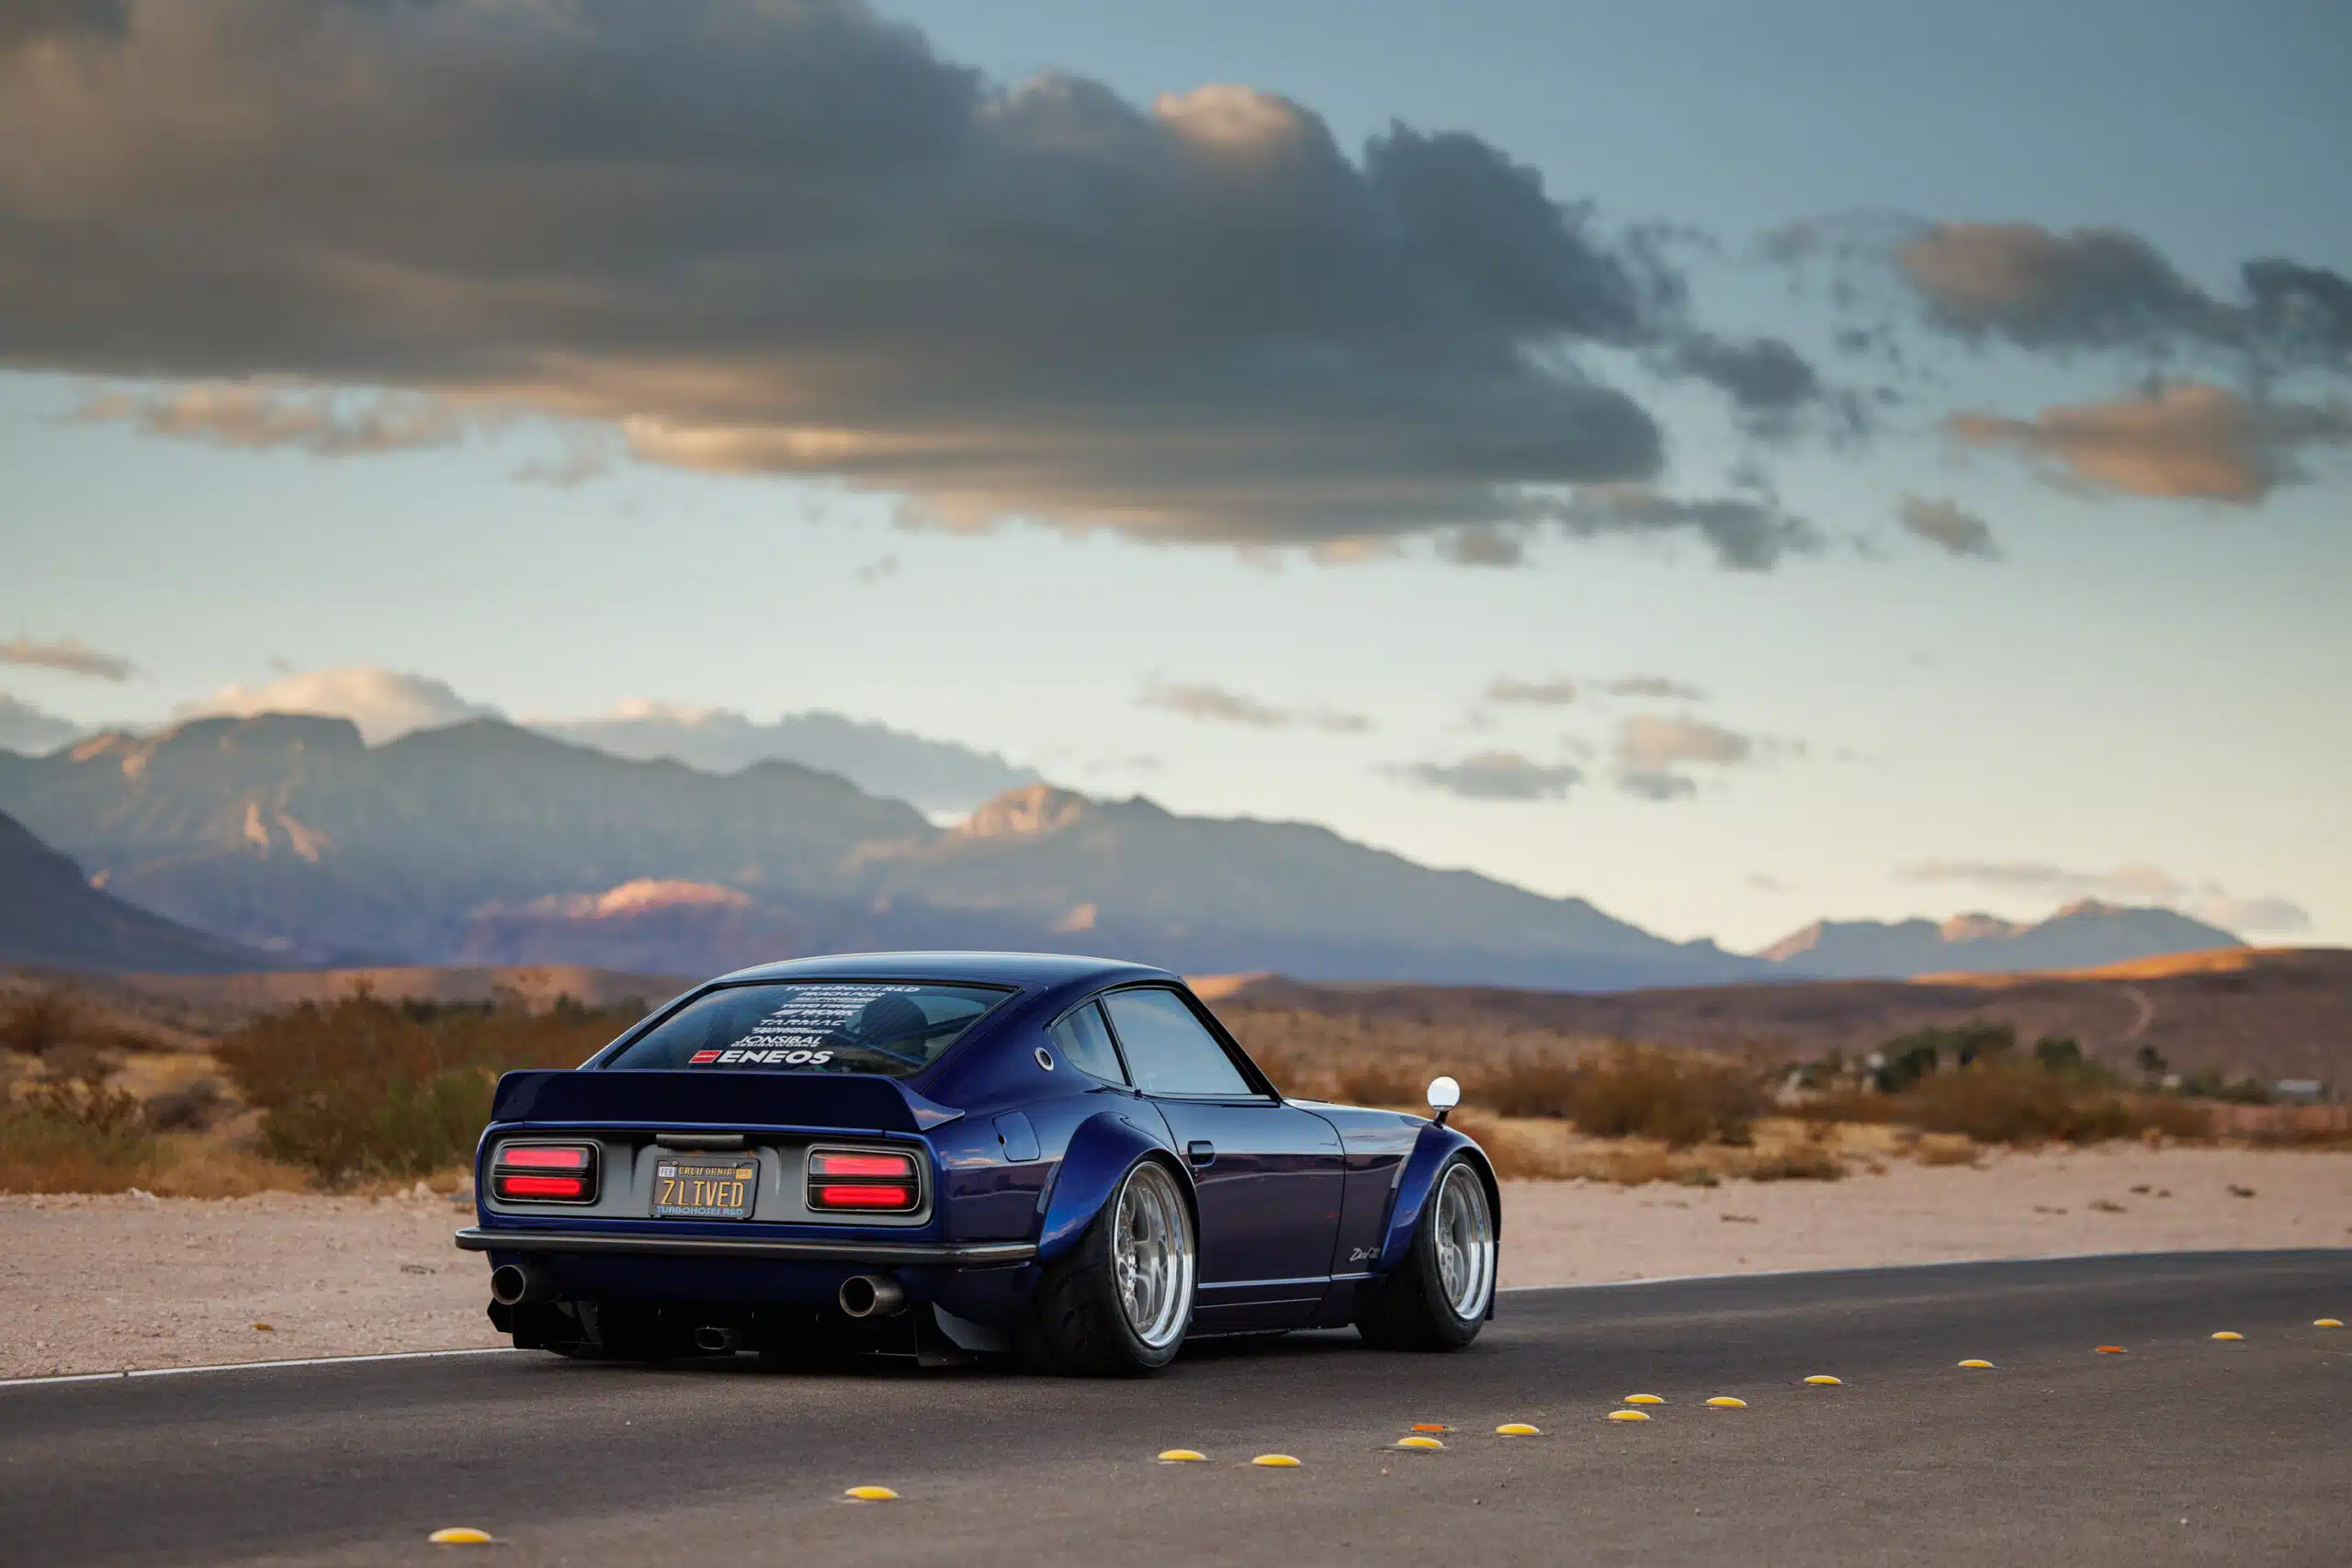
[489,1070,964,1133]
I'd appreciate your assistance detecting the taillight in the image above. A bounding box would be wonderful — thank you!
[492,1142,599,1203]
[807,1147,921,1213]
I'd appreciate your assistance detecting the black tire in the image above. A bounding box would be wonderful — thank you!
[1355,1154,1495,1352]
[1023,1159,1195,1377]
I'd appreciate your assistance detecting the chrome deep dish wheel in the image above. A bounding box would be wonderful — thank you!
[1111,1161,1194,1351]
[1431,1162,1496,1321]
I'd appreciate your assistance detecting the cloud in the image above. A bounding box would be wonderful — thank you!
[1611,712,1761,802]
[1139,681,1370,733]
[0,635,134,681]
[1897,859,2309,934]
[1546,487,1820,570]
[1897,495,2000,559]
[1395,750,1582,801]
[1666,332,1841,436]
[1616,714,1753,771]
[180,667,493,744]
[74,385,474,457]
[1484,676,1578,707]
[1604,675,1705,701]
[1895,221,2352,374]
[0,691,84,754]
[1437,525,1527,568]
[854,553,901,586]
[528,700,1037,814]
[0,0,1812,558]
[1947,384,2352,503]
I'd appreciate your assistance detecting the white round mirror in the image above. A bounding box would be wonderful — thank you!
[1426,1075,1461,1112]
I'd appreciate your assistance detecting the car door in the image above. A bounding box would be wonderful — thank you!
[1098,986,1344,1330]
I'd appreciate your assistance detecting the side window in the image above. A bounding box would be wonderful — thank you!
[1102,988,1253,1098]
[1048,1000,1127,1084]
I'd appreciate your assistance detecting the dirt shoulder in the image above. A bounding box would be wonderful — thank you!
[5,1147,2346,1380]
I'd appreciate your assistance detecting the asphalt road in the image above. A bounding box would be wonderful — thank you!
[5,1251,2346,1567]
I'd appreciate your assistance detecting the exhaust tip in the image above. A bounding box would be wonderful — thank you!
[838,1274,906,1319]
[489,1263,531,1307]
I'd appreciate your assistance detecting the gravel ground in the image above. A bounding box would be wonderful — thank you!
[5,1146,2346,1379]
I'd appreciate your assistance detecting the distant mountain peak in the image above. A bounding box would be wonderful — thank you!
[1938,911,2023,943]
[956,783,1096,839]
[1759,900,2245,980]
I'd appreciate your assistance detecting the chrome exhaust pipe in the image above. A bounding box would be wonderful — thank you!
[693,1325,741,1353]
[489,1261,556,1308]
[838,1274,905,1319]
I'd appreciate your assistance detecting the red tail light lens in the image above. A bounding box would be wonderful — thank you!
[807,1147,921,1213]
[499,1145,593,1170]
[492,1142,599,1204]
[496,1172,591,1201]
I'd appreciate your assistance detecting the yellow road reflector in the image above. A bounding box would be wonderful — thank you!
[1157,1450,1206,1463]
[1804,1375,1842,1385]
[1607,1409,1651,1422]
[1623,1393,1666,1404]
[1704,1397,1747,1408]
[2211,1331,2244,1341]
[428,1529,494,1545]
[252,1323,274,1332]
[2316,1319,2345,1329]
[1252,1454,1301,1468]
[1495,1423,1541,1436]
[1395,1436,1445,1450]
[2096,1345,2127,1354]
[1409,1422,1450,1432]
[1958,1359,1995,1369]
[844,1485,899,1502]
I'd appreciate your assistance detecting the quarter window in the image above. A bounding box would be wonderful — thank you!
[1048,1000,1127,1084]
[1101,988,1253,1098]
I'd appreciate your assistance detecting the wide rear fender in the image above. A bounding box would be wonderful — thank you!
[1376,1122,1500,1276]
[1035,1107,1183,1262]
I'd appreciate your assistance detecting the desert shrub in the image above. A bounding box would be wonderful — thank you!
[0,989,84,1055]
[1913,1133,1981,1167]
[214,993,645,1181]
[2130,1095,2214,1141]
[1898,1061,2133,1145]
[141,1077,227,1133]
[1557,1045,1763,1148]
[1330,1056,1440,1107]
[1741,1144,1846,1181]
[0,1067,156,1193]
[1470,1056,1583,1119]
[1446,1110,1578,1180]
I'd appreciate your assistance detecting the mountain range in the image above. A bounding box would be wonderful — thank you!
[0,714,2246,985]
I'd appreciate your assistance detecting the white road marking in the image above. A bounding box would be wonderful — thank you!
[0,1346,522,1392]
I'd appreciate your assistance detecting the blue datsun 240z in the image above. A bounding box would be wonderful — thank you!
[457,952,1499,1374]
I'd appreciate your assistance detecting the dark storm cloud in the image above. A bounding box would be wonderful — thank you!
[1668,333,1822,423]
[0,0,1819,555]
[1896,496,2000,559]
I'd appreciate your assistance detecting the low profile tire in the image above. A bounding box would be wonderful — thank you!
[1024,1158,1196,1376]
[1355,1155,1496,1352]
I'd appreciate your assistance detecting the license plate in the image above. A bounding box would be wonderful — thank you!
[653,1156,758,1220]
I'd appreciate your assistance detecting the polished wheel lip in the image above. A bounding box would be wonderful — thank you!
[1112,1162,1194,1350]
[1432,1163,1496,1321]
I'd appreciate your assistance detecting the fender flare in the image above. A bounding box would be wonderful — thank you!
[1374,1122,1501,1277]
[1035,1108,1190,1263]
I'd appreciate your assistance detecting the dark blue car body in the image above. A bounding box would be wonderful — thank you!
[458,952,1498,1359]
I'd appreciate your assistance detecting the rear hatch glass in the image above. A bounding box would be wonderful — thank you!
[600,981,1009,1078]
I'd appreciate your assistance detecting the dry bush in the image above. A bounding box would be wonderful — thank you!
[1738,1144,1847,1182]
[1469,1056,1583,1119]
[141,1077,228,1133]
[1914,1133,1981,1167]
[1448,1110,1580,1179]
[1798,1069,2216,1148]
[148,1135,310,1198]
[2130,1096,2216,1142]
[214,993,645,1181]
[0,1067,157,1193]
[1556,1044,1763,1148]
[0,989,84,1056]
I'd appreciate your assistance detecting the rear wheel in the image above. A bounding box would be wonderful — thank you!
[1025,1158,1196,1375]
[1355,1156,1495,1351]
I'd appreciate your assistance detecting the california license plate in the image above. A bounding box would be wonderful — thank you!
[654,1156,758,1220]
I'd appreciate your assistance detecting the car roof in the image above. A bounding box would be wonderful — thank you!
[707,950,1179,991]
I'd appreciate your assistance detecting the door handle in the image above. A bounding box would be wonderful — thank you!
[1186,1140,1216,1168]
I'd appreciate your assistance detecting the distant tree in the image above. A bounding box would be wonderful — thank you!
[2032,1035,2086,1077]
[2134,1043,2168,1086]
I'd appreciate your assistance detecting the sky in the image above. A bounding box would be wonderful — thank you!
[2,0,2347,952]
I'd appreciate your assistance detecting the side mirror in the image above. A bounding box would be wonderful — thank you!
[1426,1075,1460,1126]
